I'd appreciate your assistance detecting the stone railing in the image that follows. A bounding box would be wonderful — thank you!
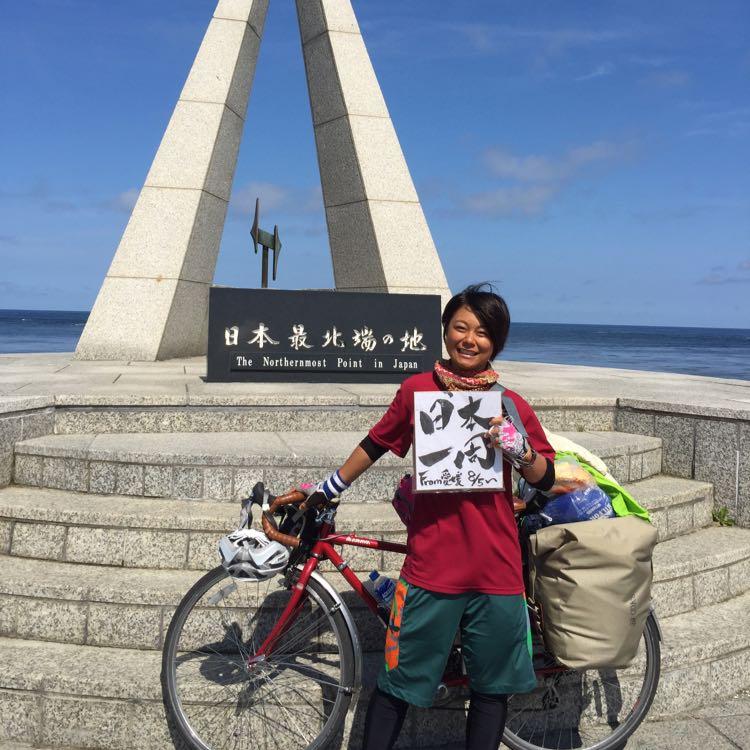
[617,399,749,527]
[0,397,54,488]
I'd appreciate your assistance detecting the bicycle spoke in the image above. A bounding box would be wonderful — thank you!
[255,688,282,750]
[165,568,353,750]
[259,691,318,746]
[249,677,339,711]
[263,661,345,692]
[505,618,659,749]
[261,610,326,655]
[180,676,318,749]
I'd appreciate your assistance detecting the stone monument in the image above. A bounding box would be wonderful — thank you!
[75,0,451,361]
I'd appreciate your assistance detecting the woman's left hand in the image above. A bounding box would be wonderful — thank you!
[485,415,532,468]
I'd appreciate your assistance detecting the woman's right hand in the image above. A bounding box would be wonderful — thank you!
[298,482,331,508]
[298,469,350,508]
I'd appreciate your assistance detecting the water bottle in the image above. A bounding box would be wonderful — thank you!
[365,570,396,607]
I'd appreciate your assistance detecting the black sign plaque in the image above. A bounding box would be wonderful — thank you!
[207,288,442,383]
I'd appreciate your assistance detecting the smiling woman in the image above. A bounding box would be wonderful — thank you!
[290,283,557,750]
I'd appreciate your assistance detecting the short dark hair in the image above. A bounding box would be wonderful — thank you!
[441,283,511,359]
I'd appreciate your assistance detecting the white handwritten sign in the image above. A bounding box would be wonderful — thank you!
[413,391,503,493]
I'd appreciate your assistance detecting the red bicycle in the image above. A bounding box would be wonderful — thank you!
[162,484,660,750]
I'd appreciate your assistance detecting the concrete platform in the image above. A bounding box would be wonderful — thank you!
[1,353,748,418]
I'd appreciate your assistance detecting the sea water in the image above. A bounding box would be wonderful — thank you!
[0,310,748,381]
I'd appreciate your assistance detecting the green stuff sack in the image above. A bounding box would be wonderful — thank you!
[528,515,658,669]
[555,450,651,523]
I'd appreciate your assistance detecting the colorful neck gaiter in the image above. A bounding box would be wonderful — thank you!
[433,359,499,391]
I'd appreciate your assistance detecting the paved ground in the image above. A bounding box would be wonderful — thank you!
[0,353,748,417]
[625,689,750,750]
[414,690,750,750]
[5,694,745,750]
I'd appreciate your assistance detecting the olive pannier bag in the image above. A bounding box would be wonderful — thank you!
[527,515,658,670]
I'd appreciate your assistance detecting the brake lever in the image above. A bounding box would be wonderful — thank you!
[238,497,252,530]
[316,503,339,526]
[241,482,279,529]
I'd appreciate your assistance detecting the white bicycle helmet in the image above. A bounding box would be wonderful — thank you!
[218,529,290,580]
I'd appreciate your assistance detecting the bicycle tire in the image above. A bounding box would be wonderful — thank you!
[162,565,356,750]
[502,612,661,750]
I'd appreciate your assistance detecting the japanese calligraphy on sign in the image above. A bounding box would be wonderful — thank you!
[222,323,430,353]
[207,288,441,383]
[413,391,503,493]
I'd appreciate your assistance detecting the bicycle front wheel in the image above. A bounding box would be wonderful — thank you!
[162,566,356,750]
[503,612,661,750]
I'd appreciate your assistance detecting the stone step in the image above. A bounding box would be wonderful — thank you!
[12,430,663,500]
[629,474,713,541]
[0,475,710,570]
[2,592,749,748]
[51,392,617,435]
[653,591,750,717]
[651,526,750,616]
[0,485,403,571]
[0,744,78,750]
[1,526,748,651]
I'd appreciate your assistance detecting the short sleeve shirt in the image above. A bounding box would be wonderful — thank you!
[369,371,554,595]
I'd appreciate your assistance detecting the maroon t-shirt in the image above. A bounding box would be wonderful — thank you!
[369,371,554,595]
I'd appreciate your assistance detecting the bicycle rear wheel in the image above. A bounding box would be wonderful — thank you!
[503,612,661,750]
[162,565,356,750]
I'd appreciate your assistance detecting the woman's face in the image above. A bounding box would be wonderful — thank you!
[444,305,494,372]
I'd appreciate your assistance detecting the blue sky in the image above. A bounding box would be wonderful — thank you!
[1,0,749,327]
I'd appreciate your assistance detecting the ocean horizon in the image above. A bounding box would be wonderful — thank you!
[1,309,748,381]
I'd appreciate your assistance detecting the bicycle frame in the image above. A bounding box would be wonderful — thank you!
[251,521,568,680]
[253,522,405,661]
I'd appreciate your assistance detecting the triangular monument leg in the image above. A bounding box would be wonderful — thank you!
[296,0,452,307]
[75,0,270,361]
[77,0,452,362]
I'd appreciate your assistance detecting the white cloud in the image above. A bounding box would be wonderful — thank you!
[364,18,635,62]
[483,151,561,183]
[685,107,750,138]
[576,62,615,81]
[629,55,671,68]
[632,205,707,222]
[641,70,690,88]
[461,139,636,219]
[108,188,139,213]
[697,272,750,285]
[483,140,633,184]
[301,185,324,213]
[1,181,79,213]
[228,183,326,224]
[231,181,289,216]
[462,185,557,218]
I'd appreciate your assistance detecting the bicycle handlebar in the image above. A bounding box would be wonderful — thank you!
[259,488,527,548]
[257,483,528,550]
[260,488,336,549]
